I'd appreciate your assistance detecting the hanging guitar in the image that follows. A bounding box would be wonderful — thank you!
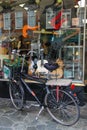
[50,28,80,50]
[48,28,80,59]
[52,28,80,50]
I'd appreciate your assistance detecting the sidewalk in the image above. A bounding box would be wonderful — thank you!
[0,98,87,130]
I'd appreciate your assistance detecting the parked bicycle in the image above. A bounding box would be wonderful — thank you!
[7,50,80,126]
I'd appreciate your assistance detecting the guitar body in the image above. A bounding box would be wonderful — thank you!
[50,58,64,78]
[36,59,48,74]
[50,68,63,78]
[28,60,35,75]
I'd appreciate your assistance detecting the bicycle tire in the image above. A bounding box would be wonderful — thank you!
[9,79,24,110]
[44,89,80,126]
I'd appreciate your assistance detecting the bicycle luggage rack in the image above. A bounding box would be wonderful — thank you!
[46,79,72,86]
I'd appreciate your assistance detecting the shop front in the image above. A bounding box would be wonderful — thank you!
[0,0,87,98]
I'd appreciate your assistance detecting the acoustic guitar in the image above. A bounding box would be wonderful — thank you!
[50,58,64,79]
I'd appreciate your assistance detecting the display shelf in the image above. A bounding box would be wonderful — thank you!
[61,45,83,81]
[0,78,9,81]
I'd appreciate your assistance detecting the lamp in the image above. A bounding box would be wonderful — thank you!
[19,4,25,7]
[35,0,40,4]
[74,4,79,8]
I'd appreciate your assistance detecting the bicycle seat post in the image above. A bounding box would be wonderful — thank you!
[21,54,26,73]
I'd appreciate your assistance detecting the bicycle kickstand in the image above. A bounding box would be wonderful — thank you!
[35,106,44,120]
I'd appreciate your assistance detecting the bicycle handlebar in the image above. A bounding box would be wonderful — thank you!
[12,49,37,58]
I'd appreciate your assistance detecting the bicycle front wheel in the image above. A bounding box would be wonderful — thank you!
[44,89,80,126]
[9,79,24,110]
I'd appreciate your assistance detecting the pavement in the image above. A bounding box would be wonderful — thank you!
[0,98,87,130]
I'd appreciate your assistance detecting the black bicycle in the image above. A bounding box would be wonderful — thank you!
[8,50,80,126]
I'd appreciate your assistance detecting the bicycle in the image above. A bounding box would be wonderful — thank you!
[8,50,80,126]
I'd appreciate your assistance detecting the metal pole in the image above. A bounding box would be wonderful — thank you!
[83,0,86,83]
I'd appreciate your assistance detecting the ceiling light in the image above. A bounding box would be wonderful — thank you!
[74,4,79,8]
[34,10,37,13]
[19,4,25,7]
[24,7,28,10]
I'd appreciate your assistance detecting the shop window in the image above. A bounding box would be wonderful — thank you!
[15,11,23,29]
[62,46,83,80]
[46,10,56,29]
[27,10,36,26]
[46,9,71,29]
[61,9,71,28]
[77,7,87,27]
[3,13,11,30]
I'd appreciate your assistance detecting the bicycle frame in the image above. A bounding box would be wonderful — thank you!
[19,72,49,106]
[9,69,80,125]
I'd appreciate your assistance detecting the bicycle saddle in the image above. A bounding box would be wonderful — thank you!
[44,62,59,72]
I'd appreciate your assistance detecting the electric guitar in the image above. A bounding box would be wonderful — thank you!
[36,49,48,74]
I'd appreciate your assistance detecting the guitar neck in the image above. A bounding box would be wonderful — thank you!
[40,49,44,66]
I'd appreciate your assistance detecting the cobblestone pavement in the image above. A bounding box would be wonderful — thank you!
[0,98,87,130]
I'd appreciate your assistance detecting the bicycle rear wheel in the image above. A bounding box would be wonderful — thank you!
[44,89,80,126]
[9,79,24,110]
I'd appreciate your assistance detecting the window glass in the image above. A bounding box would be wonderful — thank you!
[15,11,23,29]
[27,11,36,26]
[3,13,11,30]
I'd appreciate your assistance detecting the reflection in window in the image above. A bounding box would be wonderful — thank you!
[46,10,56,29]
[3,13,11,30]
[15,11,23,29]
[61,9,71,28]
[27,11,36,26]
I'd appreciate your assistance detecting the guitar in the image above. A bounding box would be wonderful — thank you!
[50,58,64,78]
[36,49,48,74]
[51,28,80,50]
[28,48,37,75]
[48,28,80,60]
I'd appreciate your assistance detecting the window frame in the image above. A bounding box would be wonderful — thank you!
[3,13,11,30]
[15,11,23,29]
[27,10,36,27]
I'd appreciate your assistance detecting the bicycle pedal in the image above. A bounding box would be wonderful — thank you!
[35,116,38,120]
[35,106,44,120]
[24,104,32,109]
